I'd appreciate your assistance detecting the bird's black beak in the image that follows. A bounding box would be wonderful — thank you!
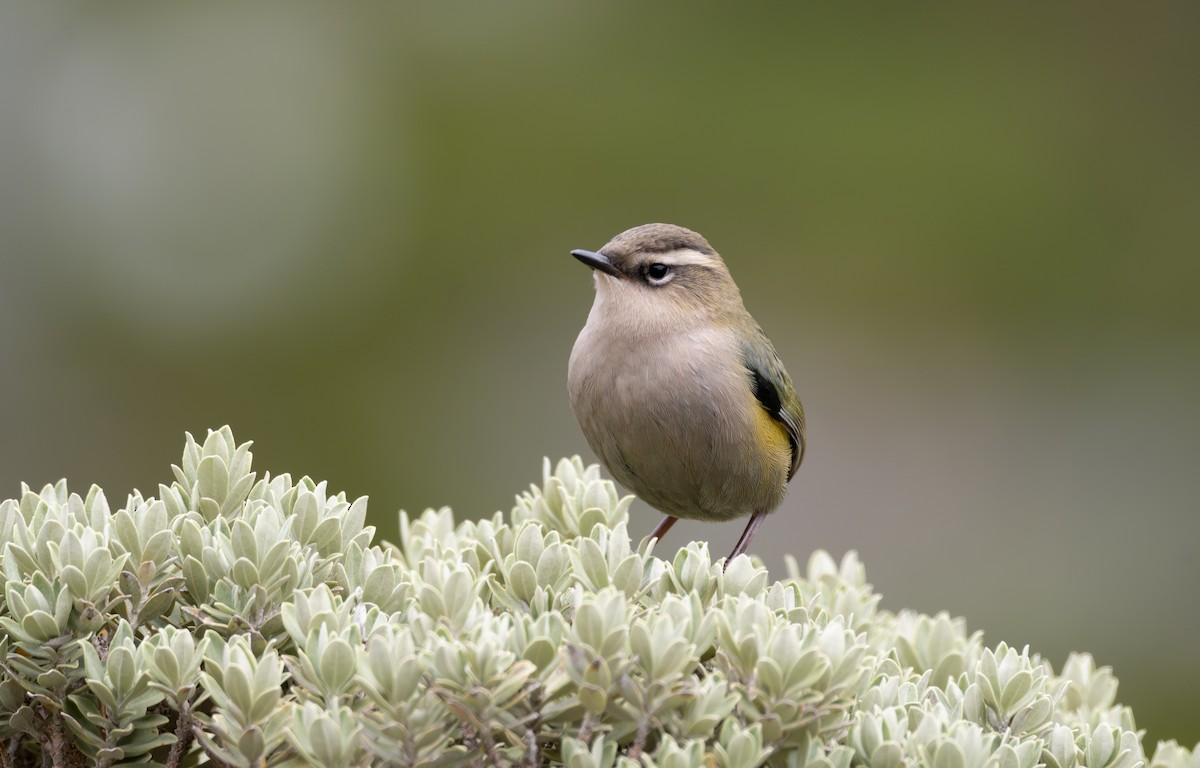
[571,249,623,278]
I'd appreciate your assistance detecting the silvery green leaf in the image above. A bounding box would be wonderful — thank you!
[237,724,268,763]
[610,555,643,598]
[932,740,967,768]
[61,703,108,748]
[230,518,257,563]
[992,744,1024,768]
[581,478,612,514]
[1010,694,1054,737]
[509,560,538,604]
[871,742,905,768]
[312,513,345,554]
[22,610,63,642]
[1148,742,1198,768]
[670,543,714,598]
[181,554,210,605]
[197,455,230,512]
[231,557,260,590]
[1043,725,1079,768]
[554,458,581,489]
[1015,741,1046,768]
[139,587,177,624]
[0,678,24,710]
[8,704,37,735]
[673,676,736,738]
[142,527,174,566]
[537,541,569,587]
[60,564,88,601]
[576,507,607,540]
[720,554,769,596]
[33,665,70,694]
[1000,669,1035,713]
[652,736,707,768]
[178,517,205,560]
[563,735,618,768]
[106,645,138,694]
[715,720,770,768]
[342,495,369,541]
[575,537,610,590]
[522,635,557,673]
[515,522,546,565]
[315,633,357,695]
[1060,653,1119,714]
[490,660,535,707]
[288,701,362,766]
[5,542,39,581]
[259,538,294,582]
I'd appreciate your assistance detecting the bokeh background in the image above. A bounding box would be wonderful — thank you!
[2,2,1197,744]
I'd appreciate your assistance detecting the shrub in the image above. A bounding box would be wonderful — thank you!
[0,427,1194,767]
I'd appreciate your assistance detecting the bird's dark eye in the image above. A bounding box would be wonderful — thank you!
[645,263,672,283]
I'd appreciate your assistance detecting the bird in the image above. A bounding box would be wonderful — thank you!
[567,223,805,564]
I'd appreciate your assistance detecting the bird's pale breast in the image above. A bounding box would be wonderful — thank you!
[568,323,790,522]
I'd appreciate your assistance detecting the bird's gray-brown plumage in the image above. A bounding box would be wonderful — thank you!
[567,223,805,563]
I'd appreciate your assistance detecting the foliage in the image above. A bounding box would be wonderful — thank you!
[0,427,1194,767]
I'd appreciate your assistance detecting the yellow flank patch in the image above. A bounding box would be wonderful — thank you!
[752,403,792,465]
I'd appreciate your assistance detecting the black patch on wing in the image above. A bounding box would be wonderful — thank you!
[750,368,783,419]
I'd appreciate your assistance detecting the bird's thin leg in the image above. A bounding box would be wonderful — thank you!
[649,514,678,542]
[725,511,768,565]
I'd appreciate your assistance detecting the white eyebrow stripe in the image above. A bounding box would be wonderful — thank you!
[650,248,719,267]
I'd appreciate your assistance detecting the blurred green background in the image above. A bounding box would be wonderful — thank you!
[2,2,1197,744]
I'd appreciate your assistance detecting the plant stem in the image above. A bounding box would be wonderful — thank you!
[626,717,652,761]
[523,728,540,768]
[577,712,598,745]
[166,705,195,768]
[480,725,504,768]
[47,709,85,768]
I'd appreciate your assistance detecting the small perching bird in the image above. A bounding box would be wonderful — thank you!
[567,223,805,563]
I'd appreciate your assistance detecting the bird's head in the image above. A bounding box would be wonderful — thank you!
[571,223,742,324]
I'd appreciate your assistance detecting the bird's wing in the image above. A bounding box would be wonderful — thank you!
[742,332,806,479]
